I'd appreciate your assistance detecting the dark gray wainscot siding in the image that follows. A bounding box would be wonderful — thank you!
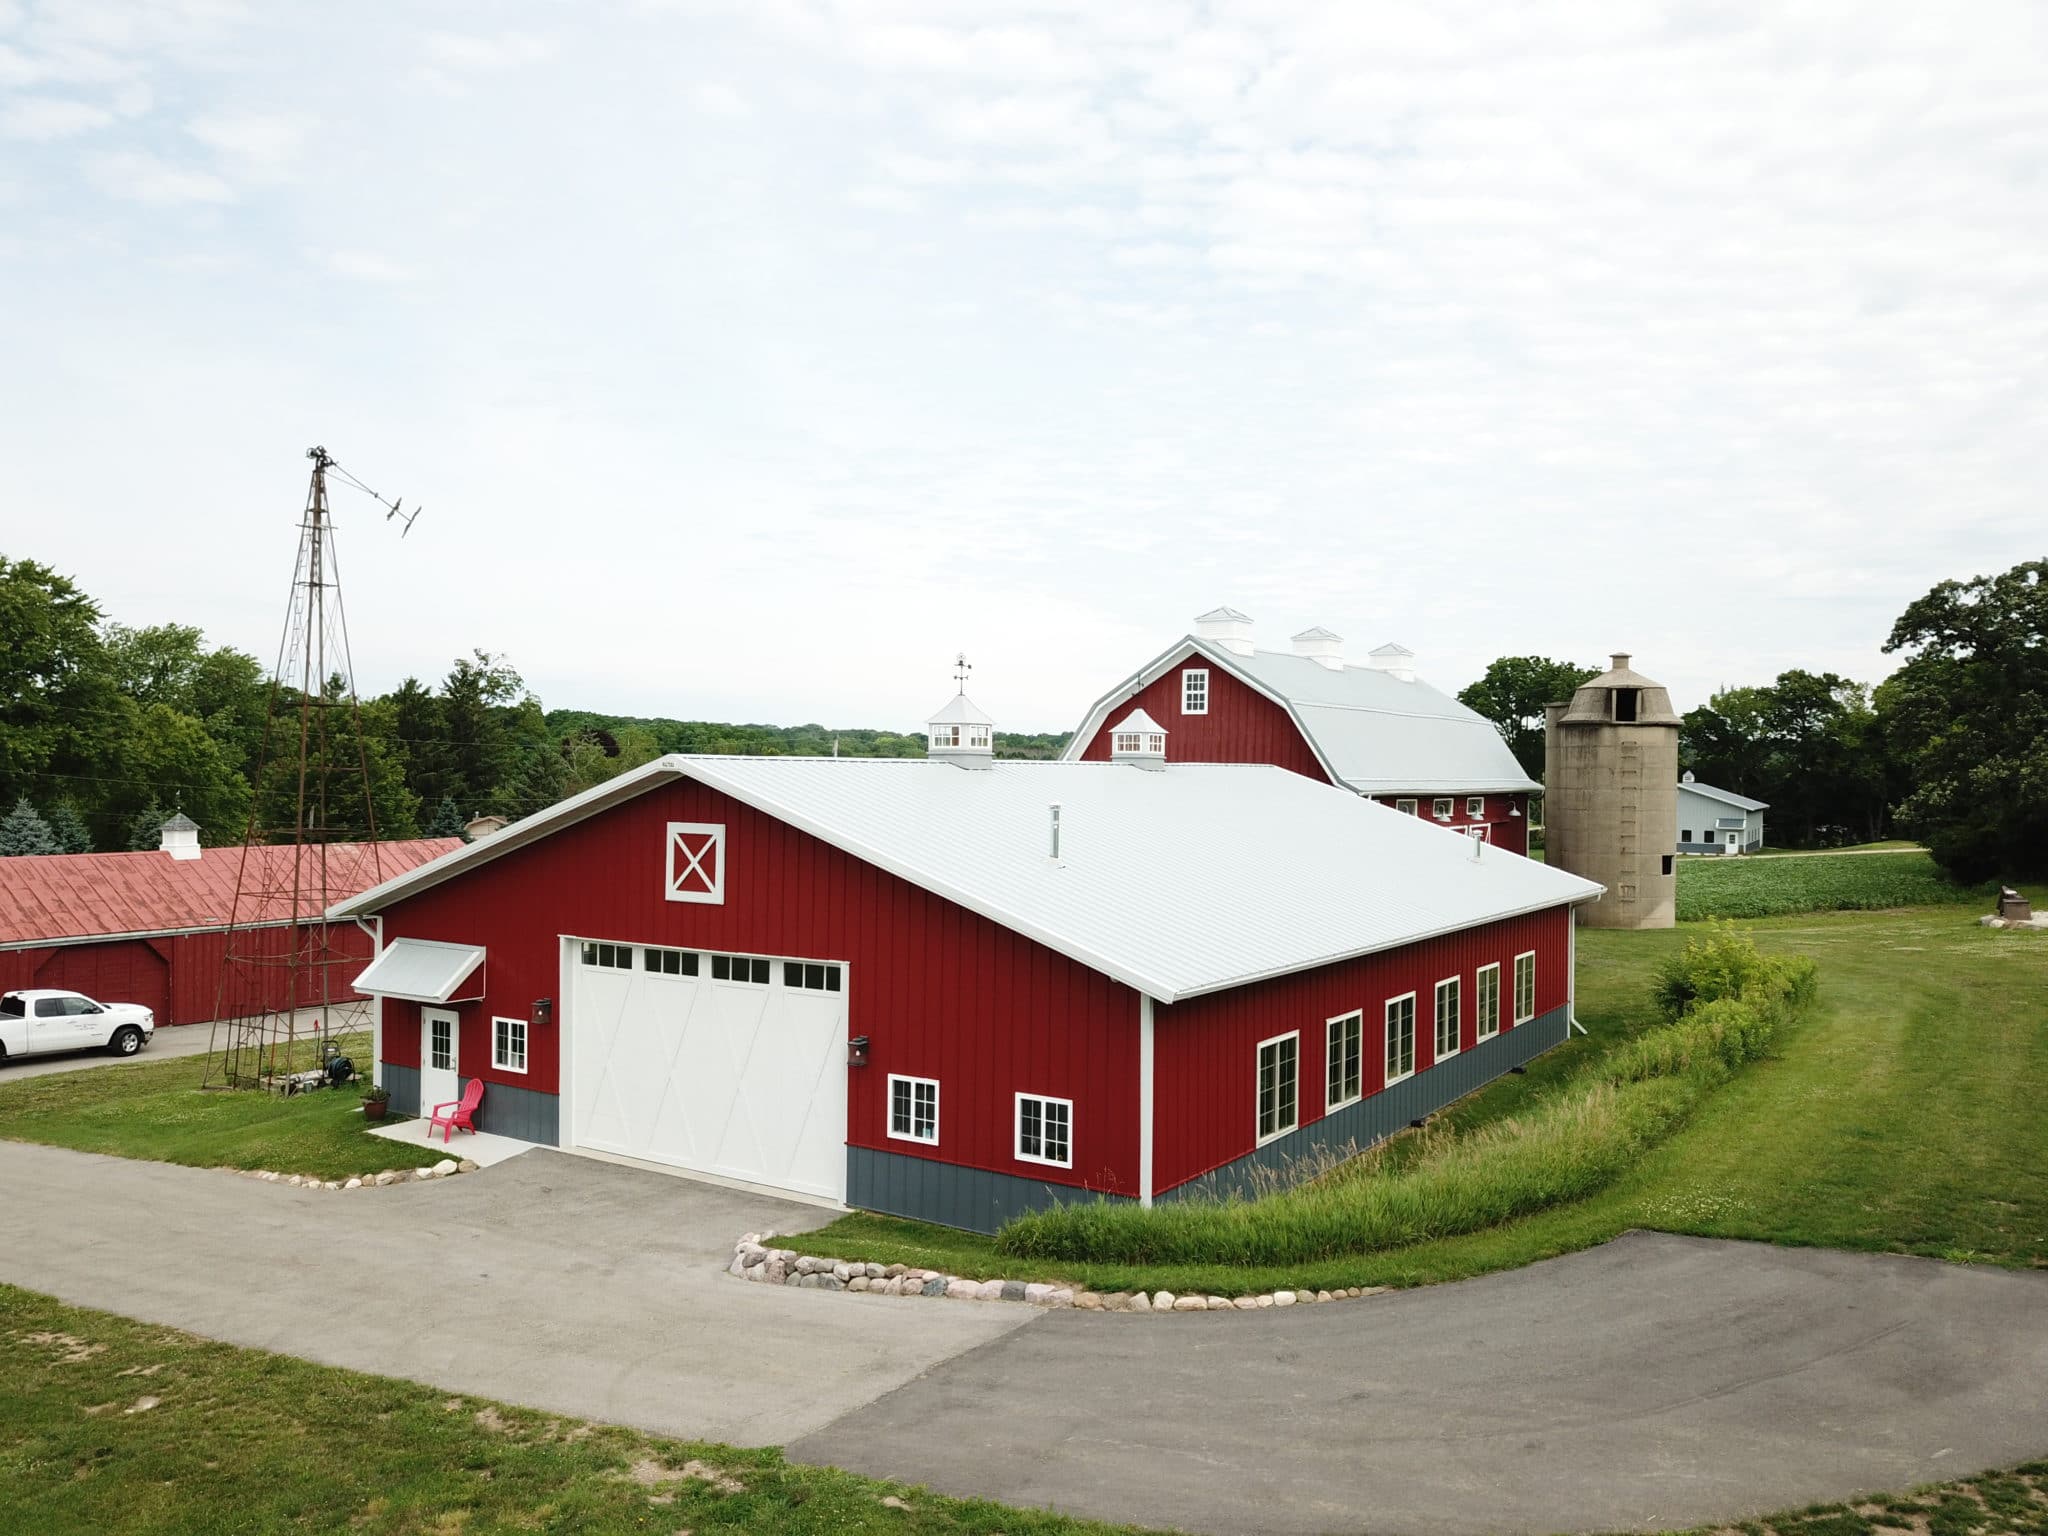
[378,1066,558,1145]
[848,1002,1571,1235]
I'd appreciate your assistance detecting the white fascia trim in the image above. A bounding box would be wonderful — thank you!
[1139,993,1155,1206]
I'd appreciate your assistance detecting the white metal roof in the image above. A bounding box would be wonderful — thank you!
[1679,780,1769,813]
[333,757,1599,1003]
[928,692,994,725]
[351,937,486,1004]
[1063,638,1542,795]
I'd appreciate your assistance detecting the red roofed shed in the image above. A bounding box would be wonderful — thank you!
[0,836,459,1027]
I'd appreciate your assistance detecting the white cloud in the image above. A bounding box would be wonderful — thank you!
[688,81,750,117]
[84,149,232,205]
[0,94,112,140]
[188,109,308,178]
[325,248,419,284]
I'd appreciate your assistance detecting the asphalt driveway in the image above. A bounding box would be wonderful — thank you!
[3,1140,2046,1535]
[0,1022,216,1081]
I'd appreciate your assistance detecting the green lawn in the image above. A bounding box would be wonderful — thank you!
[0,1284,1155,1536]
[1676,847,1988,920]
[799,900,2048,1297]
[0,1033,443,1181]
[5,1283,2047,1536]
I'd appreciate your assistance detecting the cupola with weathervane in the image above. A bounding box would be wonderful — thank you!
[928,653,995,769]
[1109,707,1168,768]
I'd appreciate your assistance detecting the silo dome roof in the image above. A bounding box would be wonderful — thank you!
[1561,653,1682,725]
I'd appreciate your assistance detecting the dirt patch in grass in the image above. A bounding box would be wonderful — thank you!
[16,1331,106,1364]
[624,1456,745,1495]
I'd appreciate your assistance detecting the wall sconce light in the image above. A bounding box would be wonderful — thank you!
[532,997,554,1027]
[847,1035,870,1067]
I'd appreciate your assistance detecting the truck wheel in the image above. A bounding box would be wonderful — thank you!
[109,1026,144,1057]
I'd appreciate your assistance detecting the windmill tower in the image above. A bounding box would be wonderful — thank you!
[1543,654,1681,929]
[204,448,394,1088]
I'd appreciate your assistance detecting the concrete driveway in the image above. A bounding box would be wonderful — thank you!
[3,1141,2046,1535]
[0,1142,1031,1446]
[0,1022,216,1081]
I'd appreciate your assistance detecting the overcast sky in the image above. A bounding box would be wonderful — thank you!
[3,2,2042,733]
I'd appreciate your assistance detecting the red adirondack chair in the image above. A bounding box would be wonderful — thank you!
[427,1079,484,1143]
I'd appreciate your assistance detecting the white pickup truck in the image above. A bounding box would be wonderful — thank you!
[0,989,156,1062]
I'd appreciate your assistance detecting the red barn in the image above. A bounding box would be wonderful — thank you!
[1064,607,1541,854]
[0,819,458,1029]
[335,703,1601,1233]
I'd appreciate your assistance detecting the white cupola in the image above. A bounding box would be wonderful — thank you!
[927,691,995,768]
[159,812,202,860]
[1109,707,1168,768]
[1194,605,1255,657]
[1291,626,1345,670]
[1366,641,1418,682]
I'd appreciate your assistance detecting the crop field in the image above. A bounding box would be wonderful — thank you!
[1677,849,1989,920]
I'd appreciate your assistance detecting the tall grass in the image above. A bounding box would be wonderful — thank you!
[995,928,1815,1269]
[1676,850,1987,920]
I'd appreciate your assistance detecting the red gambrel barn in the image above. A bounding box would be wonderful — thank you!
[0,818,457,1029]
[335,697,1602,1233]
[1064,607,1542,854]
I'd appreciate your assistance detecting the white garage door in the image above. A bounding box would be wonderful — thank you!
[569,943,849,1201]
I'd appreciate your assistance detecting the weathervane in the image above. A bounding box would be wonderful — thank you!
[953,652,972,695]
[309,445,423,537]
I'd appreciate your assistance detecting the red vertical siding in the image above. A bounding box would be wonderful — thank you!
[1374,794,1532,856]
[1151,906,1572,1192]
[1077,649,1329,782]
[378,781,1142,1195]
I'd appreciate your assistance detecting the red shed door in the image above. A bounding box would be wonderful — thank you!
[35,942,172,1024]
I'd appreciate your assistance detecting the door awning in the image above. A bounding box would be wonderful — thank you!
[352,938,486,1004]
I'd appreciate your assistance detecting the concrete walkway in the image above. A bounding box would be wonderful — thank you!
[2,1141,2045,1535]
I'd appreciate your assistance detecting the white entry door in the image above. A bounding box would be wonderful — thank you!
[569,947,849,1201]
[420,1007,460,1112]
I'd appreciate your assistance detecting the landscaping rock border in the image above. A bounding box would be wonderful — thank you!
[728,1235,1388,1313]
[228,1157,479,1190]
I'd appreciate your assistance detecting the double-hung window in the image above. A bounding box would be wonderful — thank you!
[1384,993,1416,1084]
[1256,1032,1299,1144]
[888,1075,938,1143]
[1015,1093,1072,1167]
[493,1015,528,1073]
[1475,962,1502,1040]
[1181,668,1209,715]
[1434,976,1462,1059]
[1513,951,1536,1024]
[1325,1011,1363,1111]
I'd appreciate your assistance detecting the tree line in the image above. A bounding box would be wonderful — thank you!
[1454,557,2047,882]
[0,556,1073,856]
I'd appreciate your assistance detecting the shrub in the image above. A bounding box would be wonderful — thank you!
[995,927,1816,1269]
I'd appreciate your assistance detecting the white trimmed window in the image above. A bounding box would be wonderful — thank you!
[1467,796,1486,817]
[644,946,699,977]
[1015,1093,1072,1167]
[1181,667,1209,715]
[665,821,725,904]
[1514,951,1536,1024]
[782,961,842,992]
[711,954,770,984]
[580,941,633,969]
[1326,1011,1363,1111]
[1432,797,1454,820]
[888,1075,938,1143]
[1256,1031,1299,1144]
[1385,993,1416,1084]
[492,1015,528,1073]
[1395,797,1418,816]
[1476,962,1502,1041]
[429,1012,455,1072]
[1434,976,1462,1059]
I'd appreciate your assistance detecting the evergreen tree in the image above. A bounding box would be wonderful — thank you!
[426,795,468,840]
[0,797,60,856]
[45,799,93,853]
[126,800,170,852]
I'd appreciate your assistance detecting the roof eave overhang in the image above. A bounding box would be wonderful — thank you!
[0,915,330,951]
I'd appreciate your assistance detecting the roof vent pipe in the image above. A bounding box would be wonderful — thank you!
[1048,803,1062,862]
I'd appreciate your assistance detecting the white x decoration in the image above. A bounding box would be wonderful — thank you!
[665,822,725,904]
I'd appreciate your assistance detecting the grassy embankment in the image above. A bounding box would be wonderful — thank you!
[800,888,2048,1298]
[0,1032,441,1181]
[7,1284,2048,1536]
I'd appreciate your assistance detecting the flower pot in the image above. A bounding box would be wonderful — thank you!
[363,1099,389,1122]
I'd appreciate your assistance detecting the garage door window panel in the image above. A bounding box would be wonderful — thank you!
[711,954,770,984]
[889,1075,939,1143]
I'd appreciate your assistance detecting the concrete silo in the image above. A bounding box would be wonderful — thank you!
[1543,654,1681,930]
